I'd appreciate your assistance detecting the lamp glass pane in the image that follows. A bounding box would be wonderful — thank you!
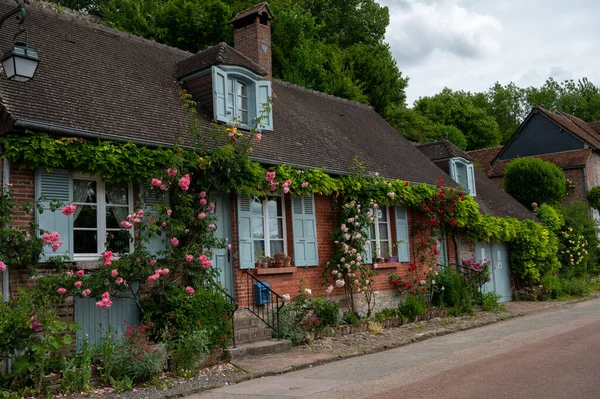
[14,56,38,80]
[2,56,15,79]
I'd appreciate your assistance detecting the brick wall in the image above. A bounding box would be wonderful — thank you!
[184,73,214,117]
[563,168,587,204]
[10,167,35,230]
[233,17,272,78]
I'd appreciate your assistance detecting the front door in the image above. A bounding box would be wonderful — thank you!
[475,241,512,303]
[211,193,233,295]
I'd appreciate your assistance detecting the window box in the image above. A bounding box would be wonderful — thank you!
[373,262,401,270]
[255,267,297,275]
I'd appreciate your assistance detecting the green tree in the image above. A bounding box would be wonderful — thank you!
[413,88,502,150]
[504,158,567,209]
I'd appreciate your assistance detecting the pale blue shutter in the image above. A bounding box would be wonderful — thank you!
[467,163,476,196]
[238,196,255,269]
[291,195,318,267]
[363,222,373,265]
[395,206,410,262]
[141,185,167,258]
[35,168,73,262]
[212,66,227,123]
[437,232,448,266]
[449,159,457,182]
[256,80,273,131]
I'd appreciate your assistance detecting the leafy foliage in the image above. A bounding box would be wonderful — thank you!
[509,220,561,282]
[504,157,567,209]
[587,186,600,209]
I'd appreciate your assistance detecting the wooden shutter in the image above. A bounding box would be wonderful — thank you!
[437,232,448,266]
[256,80,273,131]
[212,66,228,123]
[363,219,373,264]
[467,163,476,196]
[141,184,167,258]
[237,196,255,269]
[449,159,457,183]
[35,168,73,262]
[291,195,318,267]
[395,206,410,262]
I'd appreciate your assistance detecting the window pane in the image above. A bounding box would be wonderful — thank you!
[378,223,389,240]
[106,182,128,205]
[240,110,248,124]
[267,197,282,217]
[106,230,131,253]
[254,241,265,259]
[251,199,263,216]
[252,218,264,239]
[74,205,97,228]
[269,218,283,239]
[378,208,387,222]
[380,241,391,258]
[74,230,97,254]
[270,240,283,255]
[106,206,129,228]
[73,180,96,203]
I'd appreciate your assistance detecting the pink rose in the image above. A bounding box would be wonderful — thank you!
[147,274,160,283]
[120,221,133,229]
[96,292,113,309]
[178,174,191,191]
[167,168,178,176]
[150,259,157,266]
[198,213,206,220]
[269,181,277,191]
[208,224,216,230]
[161,268,170,275]
[115,278,124,285]
[74,281,82,288]
[82,289,91,297]
[57,288,67,295]
[111,269,119,277]
[171,237,179,247]
[302,182,309,188]
[61,204,76,216]
[151,178,162,187]
[0,261,5,272]
[254,133,262,143]
[160,184,167,190]
[200,198,207,205]
[66,270,73,277]
[265,171,276,182]
[162,222,167,227]
[227,244,232,250]
[202,260,213,268]
[200,191,206,198]
[186,286,195,295]
[76,270,84,277]
[167,209,172,215]
[186,255,193,262]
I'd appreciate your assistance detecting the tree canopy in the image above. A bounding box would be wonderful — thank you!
[504,158,567,209]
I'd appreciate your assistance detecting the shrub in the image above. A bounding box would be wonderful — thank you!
[540,273,563,299]
[276,293,339,345]
[558,202,600,276]
[504,157,566,209]
[311,297,339,329]
[587,186,600,209]
[432,267,473,315]
[374,307,397,322]
[342,310,360,325]
[142,285,234,349]
[561,277,590,297]
[481,292,503,312]
[397,295,425,321]
[509,219,561,282]
[536,204,564,233]
[169,329,211,373]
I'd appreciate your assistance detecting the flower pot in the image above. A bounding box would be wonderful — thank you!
[275,261,283,268]
[260,261,269,268]
[388,256,398,263]
[283,259,292,267]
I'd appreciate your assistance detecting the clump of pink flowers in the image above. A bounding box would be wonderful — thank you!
[178,174,191,191]
[0,261,5,272]
[102,251,114,266]
[61,204,76,216]
[186,286,194,295]
[96,292,113,309]
[42,231,62,252]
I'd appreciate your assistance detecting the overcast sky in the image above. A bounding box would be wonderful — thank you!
[378,0,600,106]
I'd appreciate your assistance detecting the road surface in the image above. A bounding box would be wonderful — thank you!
[190,297,600,399]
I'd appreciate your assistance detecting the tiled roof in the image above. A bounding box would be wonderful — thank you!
[487,149,592,178]
[590,122,600,134]
[467,146,502,173]
[415,140,469,161]
[536,107,600,148]
[417,141,535,221]
[176,42,266,79]
[0,0,449,185]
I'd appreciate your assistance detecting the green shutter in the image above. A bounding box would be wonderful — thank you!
[395,206,410,262]
[291,195,318,267]
[237,196,255,269]
[35,168,73,262]
[467,163,476,196]
[141,184,167,258]
[212,66,227,122]
[256,80,273,131]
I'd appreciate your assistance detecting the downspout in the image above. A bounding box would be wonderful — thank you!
[452,230,461,265]
[2,158,8,304]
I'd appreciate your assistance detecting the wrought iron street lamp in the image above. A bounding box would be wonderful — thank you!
[0,1,40,82]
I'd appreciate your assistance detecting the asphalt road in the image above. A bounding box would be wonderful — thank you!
[190,298,600,399]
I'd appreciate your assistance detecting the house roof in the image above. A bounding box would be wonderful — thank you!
[415,140,469,161]
[487,149,592,178]
[536,107,600,148]
[590,122,600,134]
[231,2,273,22]
[417,141,535,221]
[0,0,449,185]
[467,146,502,173]
[176,42,266,79]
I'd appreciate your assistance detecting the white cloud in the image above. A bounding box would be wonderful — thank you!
[381,0,502,66]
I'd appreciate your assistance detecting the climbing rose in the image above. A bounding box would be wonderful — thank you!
[76,270,84,277]
[335,279,345,288]
[120,221,133,229]
[200,191,207,198]
[301,182,309,188]
[178,174,191,191]
[151,178,162,187]
[150,259,157,266]
[304,288,312,295]
[0,261,5,272]
[325,285,334,295]
[202,260,213,268]
[208,224,216,230]
[282,294,291,302]
[74,281,82,288]
[111,269,119,277]
[82,289,91,297]
[207,205,215,212]
[265,171,276,182]
[102,251,114,266]
[254,133,262,143]
[198,212,206,220]
[167,209,172,215]
[171,237,179,247]
[96,292,113,309]
[186,286,195,295]
[200,198,207,205]
[147,274,160,283]
[387,192,395,199]
[167,168,178,176]
[61,204,76,216]
[185,254,193,262]
[57,288,67,295]
[115,277,124,285]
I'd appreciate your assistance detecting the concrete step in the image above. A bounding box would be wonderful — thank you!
[234,325,273,344]
[228,339,293,363]
[234,315,265,331]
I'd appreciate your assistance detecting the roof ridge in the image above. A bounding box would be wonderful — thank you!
[29,0,192,58]
[273,79,374,110]
[467,145,503,154]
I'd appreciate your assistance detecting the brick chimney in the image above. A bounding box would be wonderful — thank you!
[231,3,274,79]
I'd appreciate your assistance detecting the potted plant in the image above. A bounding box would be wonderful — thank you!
[388,240,403,263]
[260,256,271,268]
[283,254,292,267]
[273,252,286,268]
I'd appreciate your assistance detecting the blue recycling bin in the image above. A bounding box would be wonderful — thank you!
[254,281,271,305]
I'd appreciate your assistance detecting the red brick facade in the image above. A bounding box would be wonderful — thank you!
[233,16,272,78]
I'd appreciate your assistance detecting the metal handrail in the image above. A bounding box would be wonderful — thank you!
[243,270,285,339]
[204,278,239,348]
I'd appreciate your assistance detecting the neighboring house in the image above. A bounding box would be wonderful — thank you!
[0,0,461,340]
[469,106,600,219]
[417,140,536,302]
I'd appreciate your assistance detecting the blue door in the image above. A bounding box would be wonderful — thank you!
[475,242,512,303]
[211,193,233,295]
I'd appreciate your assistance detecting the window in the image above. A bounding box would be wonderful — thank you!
[72,176,133,258]
[369,207,392,259]
[437,232,448,266]
[212,66,273,130]
[238,196,287,267]
[450,157,476,196]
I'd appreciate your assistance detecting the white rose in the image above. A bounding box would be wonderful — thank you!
[305,288,312,295]
[282,294,291,302]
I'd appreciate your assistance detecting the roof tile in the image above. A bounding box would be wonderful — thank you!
[488,149,592,177]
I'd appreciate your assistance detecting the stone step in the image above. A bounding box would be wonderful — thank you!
[234,326,274,344]
[228,339,292,363]
[233,315,266,330]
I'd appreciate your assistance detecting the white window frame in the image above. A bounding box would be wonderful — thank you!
[250,196,287,259]
[226,76,252,125]
[369,206,392,259]
[450,157,476,196]
[72,174,134,260]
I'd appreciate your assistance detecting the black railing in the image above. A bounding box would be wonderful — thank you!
[205,278,239,348]
[243,270,285,339]
[455,263,488,301]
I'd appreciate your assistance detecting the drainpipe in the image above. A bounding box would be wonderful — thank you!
[452,230,461,265]
[2,158,8,304]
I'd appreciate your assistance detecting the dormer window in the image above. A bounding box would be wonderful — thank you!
[449,157,476,196]
[212,65,273,130]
